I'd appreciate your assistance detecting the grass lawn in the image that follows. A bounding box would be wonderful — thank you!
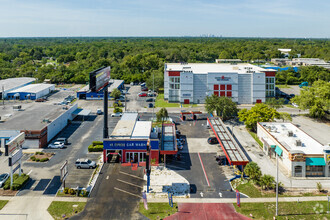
[139,202,178,220]
[155,94,180,107]
[247,130,263,148]
[47,201,86,220]
[0,200,8,210]
[234,201,330,219]
[276,84,292,89]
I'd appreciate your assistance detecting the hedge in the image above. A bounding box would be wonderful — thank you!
[3,173,30,190]
[92,141,103,146]
[88,145,103,152]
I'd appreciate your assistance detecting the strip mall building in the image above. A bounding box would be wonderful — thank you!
[164,63,276,104]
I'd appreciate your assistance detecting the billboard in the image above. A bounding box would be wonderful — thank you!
[60,160,68,182]
[89,66,111,92]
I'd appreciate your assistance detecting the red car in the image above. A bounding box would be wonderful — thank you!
[138,93,147,97]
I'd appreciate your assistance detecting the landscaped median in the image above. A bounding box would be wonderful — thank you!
[139,202,178,220]
[2,173,30,191]
[88,141,103,152]
[47,201,86,220]
[234,201,330,219]
[0,200,8,210]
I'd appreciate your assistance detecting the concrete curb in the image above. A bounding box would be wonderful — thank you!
[229,179,250,198]
[86,157,104,196]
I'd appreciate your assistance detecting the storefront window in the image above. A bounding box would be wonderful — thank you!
[306,166,324,177]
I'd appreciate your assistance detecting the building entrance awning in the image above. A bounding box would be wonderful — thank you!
[72,109,91,116]
[306,157,326,166]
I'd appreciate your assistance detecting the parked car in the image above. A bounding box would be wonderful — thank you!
[56,138,68,145]
[148,103,154,108]
[141,87,148,91]
[111,112,122,117]
[146,98,154,102]
[140,83,146,87]
[48,142,65,149]
[147,93,157,97]
[35,98,46,102]
[139,93,147,97]
[96,109,103,115]
[207,137,218,145]
[0,173,9,187]
[75,159,96,169]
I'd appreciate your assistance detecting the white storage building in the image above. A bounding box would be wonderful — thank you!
[164,63,276,104]
[7,84,55,100]
[0,77,36,99]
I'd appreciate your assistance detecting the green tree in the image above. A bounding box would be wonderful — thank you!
[244,162,262,181]
[114,107,122,113]
[238,104,280,131]
[111,88,122,100]
[156,107,168,122]
[205,95,238,120]
[260,174,275,190]
[265,98,285,109]
[145,70,164,92]
[279,112,292,122]
[291,80,330,119]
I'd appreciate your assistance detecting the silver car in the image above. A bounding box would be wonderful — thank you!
[75,159,96,169]
[0,173,9,187]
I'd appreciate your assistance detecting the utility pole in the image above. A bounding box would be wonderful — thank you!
[152,73,155,120]
[2,86,4,109]
[103,85,109,139]
[276,153,279,216]
[146,139,151,193]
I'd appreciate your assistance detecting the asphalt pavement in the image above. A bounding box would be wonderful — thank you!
[71,163,147,220]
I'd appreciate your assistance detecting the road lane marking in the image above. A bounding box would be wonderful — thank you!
[117,179,143,188]
[106,176,109,180]
[219,192,222,197]
[119,171,144,180]
[198,153,210,186]
[27,170,33,175]
[114,187,142,198]
[200,192,204,197]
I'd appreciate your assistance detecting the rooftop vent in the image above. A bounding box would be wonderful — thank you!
[287,131,293,137]
[295,139,302,146]
[43,118,51,123]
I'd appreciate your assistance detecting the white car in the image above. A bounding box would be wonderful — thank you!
[111,113,122,117]
[48,142,65,149]
[0,173,9,187]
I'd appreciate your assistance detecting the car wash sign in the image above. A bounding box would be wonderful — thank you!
[104,139,159,150]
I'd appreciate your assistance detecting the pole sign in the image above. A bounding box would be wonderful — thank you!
[60,160,68,182]
[236,189,240,207]
[6,132,25,155]
[13,164,21,173]
[142,192,148,210]
[168,192,173,207]
[9,148,23,166]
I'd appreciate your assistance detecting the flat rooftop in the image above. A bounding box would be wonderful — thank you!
[8,83,54,94]
[165,63,267,74]
[0,77,36,92]
[120,112,139,121]
[109,79,124,93]
[110,120,136,138]
[0,103,70,130]
[131,121,152,139]
[260,122,325,155]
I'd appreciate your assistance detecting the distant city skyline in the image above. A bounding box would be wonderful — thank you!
[0,0,329,38]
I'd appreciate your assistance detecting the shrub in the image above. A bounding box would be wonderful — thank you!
[36,158,40,162]
[64,187,69,194]
[35,152,44,155]
[114,107,122,113]
[80,190,89,197]
[40,158,49,162]
[30,156,36,161]
[88,145,103,152]
[317,182,323,192]
[69,188,76,195]
[92,141,103,146]
[3,174,30,190]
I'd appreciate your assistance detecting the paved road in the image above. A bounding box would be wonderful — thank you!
[71,163,147,220]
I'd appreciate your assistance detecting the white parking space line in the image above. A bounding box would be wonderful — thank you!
[114,187,142,198]
[27,170,33,175]
[106,176,109,180]
[117,179,143,188]
[166,164,186,170]
[119,171,144,180]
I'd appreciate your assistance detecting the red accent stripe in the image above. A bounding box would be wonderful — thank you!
[168,71,180,76]
[198,153,210,186]
[265,72,276,77]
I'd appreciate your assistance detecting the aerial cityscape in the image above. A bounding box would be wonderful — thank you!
[0,1,329,220]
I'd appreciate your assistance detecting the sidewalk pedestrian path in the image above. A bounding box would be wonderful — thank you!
[0,196,88,220]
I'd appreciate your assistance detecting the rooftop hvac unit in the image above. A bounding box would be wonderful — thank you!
[295,139,302,146]
[287,131,293,137]
[43,118,50,123]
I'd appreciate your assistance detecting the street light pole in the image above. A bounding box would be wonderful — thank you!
[276,153,279,216]
[152,72,155,120]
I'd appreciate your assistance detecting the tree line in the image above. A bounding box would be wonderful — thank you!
[0,37,329,85]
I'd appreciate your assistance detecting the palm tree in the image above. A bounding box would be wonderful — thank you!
[244,162,262,181]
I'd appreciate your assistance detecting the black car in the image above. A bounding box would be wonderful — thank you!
[148,103,154,108]
[146,98,154,102]
[207,137,218,144]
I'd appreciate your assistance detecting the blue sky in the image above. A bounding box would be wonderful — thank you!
[0,0,329,38]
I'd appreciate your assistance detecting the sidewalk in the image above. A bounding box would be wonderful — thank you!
[148,196,329,204]
[0,196,88,220]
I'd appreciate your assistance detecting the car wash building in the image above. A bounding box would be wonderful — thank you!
[164,63,276,104]
[103,113,178,164]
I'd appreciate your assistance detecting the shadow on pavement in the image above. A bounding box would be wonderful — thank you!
[33,179,51,191]
[43,176,61,195]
